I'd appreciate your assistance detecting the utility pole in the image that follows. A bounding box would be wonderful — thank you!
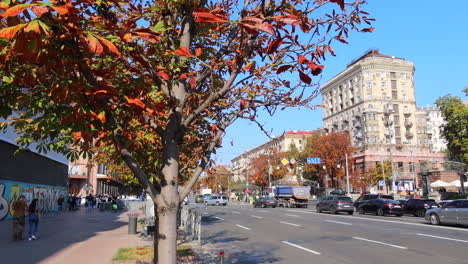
[384,102,397,196]
[345,153,350,195]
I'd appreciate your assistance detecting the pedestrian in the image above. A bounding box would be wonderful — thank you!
[57,196,64,211]
[27,199,41,241]
[12,195,28,241]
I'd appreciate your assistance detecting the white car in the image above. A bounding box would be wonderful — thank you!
[205,195,228,206]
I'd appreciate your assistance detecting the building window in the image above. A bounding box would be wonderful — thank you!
[401,73,406,79]
[381,72,386,78]
[365,71,371,78]
[402,83,406,90]
[367,82,372,89]
[381,82,386,90]
[409,162,414,172]
[98,164,107,175]
[390,72,396,79]
[368,104,373,109]
[398,162,404,169]
[367,92,372,99]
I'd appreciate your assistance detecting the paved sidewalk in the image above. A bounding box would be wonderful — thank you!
[0,208,151,264]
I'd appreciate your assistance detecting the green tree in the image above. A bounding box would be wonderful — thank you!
[368,160,392,187]
[435,89,468,163]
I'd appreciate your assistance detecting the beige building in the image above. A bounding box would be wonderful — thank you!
[231,130,314,182]
[417,106,447,153]
[321,49,446,188]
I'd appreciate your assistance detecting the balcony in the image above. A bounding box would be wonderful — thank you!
[404,119,413,127]
[406,131,414,138]
[403,109,412,115]
[354,132,363,139]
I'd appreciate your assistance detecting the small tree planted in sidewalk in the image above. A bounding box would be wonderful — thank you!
[0,0,372,263]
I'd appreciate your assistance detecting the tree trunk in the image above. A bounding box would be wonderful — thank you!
[153,204,159,264]
[157,202,178,264]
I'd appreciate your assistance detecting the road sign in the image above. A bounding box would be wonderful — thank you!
[306,158,321,164]
[378,180,385,186]
[281,158,288,165]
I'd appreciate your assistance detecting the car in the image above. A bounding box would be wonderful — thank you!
[403,198,439,217]
[354,194,394,210]
[438,200,453,207]
[357,198,403,216]
[316,195,354,215]
[205,195,228,206]
[253,197,278,208]
[426,199,468,226]
[195,195,205,203]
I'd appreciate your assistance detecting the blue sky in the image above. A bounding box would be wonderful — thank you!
[216,0,468,165]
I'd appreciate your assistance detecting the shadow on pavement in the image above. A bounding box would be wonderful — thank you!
[197,243,282,264]
[0,208,127,264]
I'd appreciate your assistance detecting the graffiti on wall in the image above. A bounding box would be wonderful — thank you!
[0,180,67,220]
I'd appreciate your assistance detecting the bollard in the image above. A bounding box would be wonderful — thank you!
[219,250,225,264]
[127,213,139,234]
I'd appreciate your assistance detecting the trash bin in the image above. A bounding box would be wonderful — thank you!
[128,213,139,234]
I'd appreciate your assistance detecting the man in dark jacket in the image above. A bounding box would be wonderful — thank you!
[12,195,28,241]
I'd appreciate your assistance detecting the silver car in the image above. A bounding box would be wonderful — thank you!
[425,199,468,226]
[205,195,228,206]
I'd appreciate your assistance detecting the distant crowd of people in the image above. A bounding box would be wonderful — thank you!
[66,194,123,211]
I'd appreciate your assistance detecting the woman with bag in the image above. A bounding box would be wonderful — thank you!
[28,199,41,241]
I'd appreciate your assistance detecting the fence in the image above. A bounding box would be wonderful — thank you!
[178,207,202,245]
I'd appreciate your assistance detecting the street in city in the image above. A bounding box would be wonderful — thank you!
[193,203,468,264]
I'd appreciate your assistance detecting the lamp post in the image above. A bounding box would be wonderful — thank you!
[345,153,350,195]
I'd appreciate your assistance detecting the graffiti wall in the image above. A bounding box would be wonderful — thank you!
[0,180,67,220]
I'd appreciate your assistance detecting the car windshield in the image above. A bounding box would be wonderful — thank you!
[264,197,276,200]
[384,200,398,204]
[337,197,352,201]
[221,196,228,199]
[381,195,394,199]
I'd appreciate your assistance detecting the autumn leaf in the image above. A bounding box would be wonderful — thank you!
[1,4,33,18]
[51,4,73,15]
[361,27,375,32]
[330,0,345,10]
[133,29,160,43]
[95,35,121,56]
[240,99,246,110]
[307,61,324,75]
[241,22,274,35]
[298,55,308,64]
[271,15,301,26]
[335,35,349,44]
[196,47,202,56]
[157,71,170,80]
[123,33,133,42]
[193,11,229,23]
[299,70,311,84]
[276,65,293,74]
[87,34,103,54]
[175,47,192,57]
[266,38,283,54]
[0,23,26,39]
[31,6,49,17]
[126,97,146,109]
[211,123,217,133]
[72,131,82,140]
[97,111,106,123]
[243,61,255,72]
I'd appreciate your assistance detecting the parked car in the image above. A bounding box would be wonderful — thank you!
[195,195,205,203]
[205,195,228,206]
[403,198,439,217]
[357,198,403,216]
[316,195,354,215]
[396,199,408,206]
[438,200,453,207]
[354,194,394,210]
[426,199,468,226]
[253,197,278,208]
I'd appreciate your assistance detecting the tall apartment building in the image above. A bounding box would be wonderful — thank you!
[416,106,447,153]
[231,130,314,182]
[321,49,446,187]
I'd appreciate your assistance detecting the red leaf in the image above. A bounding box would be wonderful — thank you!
[330,0,345,10]
[72,131,82,141]
[189,77,196,89]
[196,47,202,56]
[175,47,192,57]
[193,11,228,23]
[271,15,301,26]
[1,4,33,18]
[31,6,49,17]
[298,55,308,64]
[240,99,246,110]
[95,35,121,56]
[307,61,324,76]
[51,4,73,15]
[276,65,293,74]
[0,24,26,39]
[211,123,217,133]
[335,35,349,44]
[361,27,375,32]
[126,97,146,109]
[266,38,283,54]
[299,71,312,85]
[133,30,160,43]
[157,71,170,80]
[87,34,103,54]
[123,33,133,42]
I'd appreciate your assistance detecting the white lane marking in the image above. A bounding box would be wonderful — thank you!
[280,221,302,227]
[214,217,224,221]
[236,224,251,230]
[232,211,241,214]
[325,220,352,226]
[417,233,468,243]
[285,214,300,217]
[284,209,468,232]
[353,237,407,249]
[260,210,270,213]
[282,241,321,255]
[251,215,263,219]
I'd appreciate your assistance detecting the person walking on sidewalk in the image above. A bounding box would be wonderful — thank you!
[57,196,64,211]
[27,199,41,241]
[12,195,28,241]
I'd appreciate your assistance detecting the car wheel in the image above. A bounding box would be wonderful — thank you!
[377,208,384,216]
[216,202,220,206]
[272,206,277,208]
[417,210,425,217]
[358,208,364,215]
[262,204,266,208]
[395,214,402,217]
[303,205,308,208]
[348,211,354,215]
[253,204,257,208]
[430,213,440,225]
[331,207,337,214]
[316,206,322,213]
[223,203,227,206]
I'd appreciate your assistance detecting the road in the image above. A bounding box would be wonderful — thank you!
[192,203,468,264]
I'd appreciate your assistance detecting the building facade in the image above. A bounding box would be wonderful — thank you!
[231,130,314,182]
[416,106,447,153]
[320,49,447,189]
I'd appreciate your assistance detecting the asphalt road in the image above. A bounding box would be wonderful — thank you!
[192,203,468,264]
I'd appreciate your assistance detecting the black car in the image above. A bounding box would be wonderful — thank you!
[253,197,278,208]
[316,195,354,215]
[357,198,403,216]
[403,198,439,217]
[354,194,394,210]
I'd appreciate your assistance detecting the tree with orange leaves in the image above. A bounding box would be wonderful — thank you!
[0,0,373,262]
